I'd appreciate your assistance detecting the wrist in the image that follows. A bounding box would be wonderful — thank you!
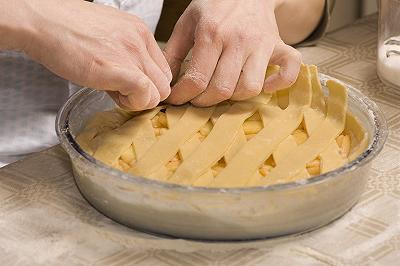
[0,0,37,51]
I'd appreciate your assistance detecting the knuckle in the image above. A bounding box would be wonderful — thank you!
[137,76,152,90]
[236,31,263,44]
[198,20,224,40]
[282,71,296,83]
[134,20,151,38]
[184,69,209,93]
[280,70,298,85]
[282,44,302,61]
[241,81,263,96]
[233,81,262,100]
[126,41,146,55]
[280,72,297,84]
[291,49,302,61]
[117,33,146,54]
[116,33,148,55]
[215,85,234,99]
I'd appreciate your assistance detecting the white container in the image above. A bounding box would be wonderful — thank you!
[377,0,400,87]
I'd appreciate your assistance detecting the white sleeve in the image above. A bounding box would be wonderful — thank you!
[93,0,119,8]
[93,0,164,34]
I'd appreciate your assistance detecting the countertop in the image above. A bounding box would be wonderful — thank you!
[1,14,400,265]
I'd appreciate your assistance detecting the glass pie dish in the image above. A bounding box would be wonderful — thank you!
[56,74,387,241]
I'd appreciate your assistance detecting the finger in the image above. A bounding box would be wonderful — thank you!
[97,66,159,111]
[231,47,273,101]
[166,38,222,105]
[263,43,302,92]
[141,54,171,101]
[163,10,196,81]
[145,33,173,83]
[191,46,244,106]
[107,90,158,111]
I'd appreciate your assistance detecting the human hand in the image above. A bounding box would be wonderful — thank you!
[12,0,172,110]
[164,0,302,106]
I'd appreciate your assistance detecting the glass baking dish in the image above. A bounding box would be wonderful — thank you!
[56,74,387,241]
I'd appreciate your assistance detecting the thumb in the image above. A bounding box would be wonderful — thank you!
[87,65,160,111]
[264,43,302,92]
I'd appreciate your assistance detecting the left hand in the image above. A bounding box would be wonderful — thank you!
[164,0,302,107]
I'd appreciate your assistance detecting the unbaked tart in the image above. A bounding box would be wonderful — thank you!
[77,65,368,188]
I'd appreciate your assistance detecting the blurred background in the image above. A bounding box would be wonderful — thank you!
[155,0,378,42]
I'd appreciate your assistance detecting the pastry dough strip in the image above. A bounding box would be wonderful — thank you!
[186,104,243,187]
[257,79,348,184]
[146,106,188,181]
[303,65,326,135]
[278,66,344,177]
[345,113,369,161]
[133,121,157,158]
[169,102,258,184]
[89,108,160,165]
[76,109,132,154]
[129,106,215,177]
[320,141,347,173]
[211,65,312,187]
[302,66,343,176]
[303,67,346,175]
[151,105,228,182]
[267,67,324,180]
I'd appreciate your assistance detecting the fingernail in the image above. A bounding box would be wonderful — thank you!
[165,69,173,83]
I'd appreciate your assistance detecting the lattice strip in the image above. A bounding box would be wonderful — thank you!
[169,102,258,185]
[345,113,369,161]
[76,109,132,154]
[211,65,313,187]
[274,135,297,164]
[258,79,348,184]
[224,131,247,163]
[128,106,215,177]
[303,65,326,135]
[166,106,186,128]
[273,135,309,181]
[320,141,347,173]
[133,120,157,158]
[90,108,160,165]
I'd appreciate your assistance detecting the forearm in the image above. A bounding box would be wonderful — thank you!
[274,0,325,45]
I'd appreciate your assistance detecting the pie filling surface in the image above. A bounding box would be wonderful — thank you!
[77,65,369,188]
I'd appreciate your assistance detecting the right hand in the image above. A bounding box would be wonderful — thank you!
[17,0,172,110]
[164,0,302,107]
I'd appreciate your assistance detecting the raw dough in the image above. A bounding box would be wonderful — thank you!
[76,65,368,188]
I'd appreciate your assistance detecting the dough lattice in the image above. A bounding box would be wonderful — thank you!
[77,65,368,188]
